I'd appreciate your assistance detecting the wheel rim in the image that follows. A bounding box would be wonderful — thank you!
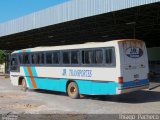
[70,86,76,95]
[67,82,79,99]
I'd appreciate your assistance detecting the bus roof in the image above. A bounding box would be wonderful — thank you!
[12,39,143,54]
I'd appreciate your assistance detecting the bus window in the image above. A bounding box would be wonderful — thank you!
[37,53,44,64]
[95,50,103,64]
[41,53,45,64]
[83,50,94,64]
[37,53,40,64]
[105,48,113,64]
[63,52,70,64]
[23,54,30,64]
[19,54,23,64]
[46,53,52,64]
[10,57,18,71]
[31,53,38,64]
[53,52,60,64]
[71,51,79,64]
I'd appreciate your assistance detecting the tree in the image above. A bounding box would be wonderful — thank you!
[0,50,5,64]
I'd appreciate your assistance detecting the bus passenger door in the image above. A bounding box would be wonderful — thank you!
[10,54,20,86]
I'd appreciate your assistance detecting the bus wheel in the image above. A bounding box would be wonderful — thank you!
[21,78,27,92]
[67,82,80,99]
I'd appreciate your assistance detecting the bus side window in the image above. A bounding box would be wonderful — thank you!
[41,53,45,64]
[10,57,18,71]
[53,52,60,64]
[37,53,44,64]
[46,53,52,64]
[105,48,113,64]
[83,50,94,64]
[31,53,38,64]
[23,54,30,64]
[95,49,103,64]
[37,53,40,64]
[62,52,70,64]
[71,51,79,64]
[19,54,23,64]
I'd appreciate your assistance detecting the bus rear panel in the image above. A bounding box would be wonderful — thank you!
[116,40,149,94]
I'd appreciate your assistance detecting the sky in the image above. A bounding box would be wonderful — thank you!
[0,0,69,23]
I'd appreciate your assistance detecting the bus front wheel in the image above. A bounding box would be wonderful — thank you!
[21,78,27,92]
[67,82,80,99]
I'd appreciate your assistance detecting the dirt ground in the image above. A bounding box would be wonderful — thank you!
[0,75,160,119]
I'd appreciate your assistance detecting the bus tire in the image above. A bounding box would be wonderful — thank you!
[67,82,80,99]
[21,78,27,92]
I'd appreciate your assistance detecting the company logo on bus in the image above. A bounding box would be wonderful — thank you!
[125,47,143,58]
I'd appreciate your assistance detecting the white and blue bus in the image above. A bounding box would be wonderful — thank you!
[10,39,149,98]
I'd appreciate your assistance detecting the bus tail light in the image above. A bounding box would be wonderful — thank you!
[118,77,123,84]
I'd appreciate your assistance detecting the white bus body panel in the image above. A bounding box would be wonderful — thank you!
[118,40,149,82]
[20,67,120,82]
[10,72,19,86]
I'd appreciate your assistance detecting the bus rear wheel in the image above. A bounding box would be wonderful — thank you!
[21,78,27,92]
[67,82,80,99]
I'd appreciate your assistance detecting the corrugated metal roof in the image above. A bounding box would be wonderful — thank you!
[0,0,159,37]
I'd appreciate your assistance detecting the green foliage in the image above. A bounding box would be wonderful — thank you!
[0,50,5,64]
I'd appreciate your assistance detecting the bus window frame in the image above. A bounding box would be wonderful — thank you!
[52,51,60,65]
[62,51,71,65]
[95,48,104,64]
[10,53,20,72]
[23,53,31,64]
[37,52,45,65]
[45,52,53,64]
[16,46,116,67]
[70,50,80,65]
[104,47,116,67]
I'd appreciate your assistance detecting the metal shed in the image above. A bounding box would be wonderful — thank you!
[0,0,159,50]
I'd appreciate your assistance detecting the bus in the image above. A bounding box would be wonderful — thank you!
[10,39,149,99]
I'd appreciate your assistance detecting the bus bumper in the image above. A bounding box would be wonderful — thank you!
[116,84,149,94]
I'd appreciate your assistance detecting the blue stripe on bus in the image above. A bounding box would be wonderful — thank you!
[27,77,119,95]
[76,80,119,95]
[121,79,149,88]
[34,78,67,92]
[28,67,119,94]
[26,49,31,52]
[18,49,31,53]
[23,67,33,89]
[29,66,67,92]
[21,66,149,95]
[18,50,23,53]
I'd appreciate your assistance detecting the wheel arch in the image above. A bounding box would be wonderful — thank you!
[66,80,80,99]
[66,80,79,92]
[18,76,25,85]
